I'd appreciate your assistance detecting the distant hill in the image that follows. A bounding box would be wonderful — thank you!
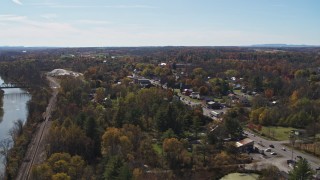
[251,44,319,48]
[0,46,25,50]
[0,46,60,51]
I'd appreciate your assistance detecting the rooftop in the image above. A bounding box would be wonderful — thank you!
[236,138,254,148]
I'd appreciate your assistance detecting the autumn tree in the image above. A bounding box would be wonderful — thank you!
[249,107,265,124]
[95,87,106,103]
[199,86,208,95]
[225,69,239,77]
[192,67,207,79]
[290,90,301,105]
[101,127,133,158]
[121,124,142,152]
[259,165,281,180]
[294,69,309,79]
[223,108,247,138]
[209,78,230,96]
[163,138,189,169]
[138,138,159,167]
[212,151,233,167]
[264,88,274,100]
[47,122,94,161]
[31,153,90,180]
[51,173,71,180]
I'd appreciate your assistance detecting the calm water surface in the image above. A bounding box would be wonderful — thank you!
[0,77,31,174]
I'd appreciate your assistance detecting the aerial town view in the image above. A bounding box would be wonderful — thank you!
[0,0,320,180]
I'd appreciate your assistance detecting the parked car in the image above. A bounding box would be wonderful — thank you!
[287,159,296,165]
[282,147,286,151]
[270,152,277,155]
[297,156,302,159]
[269,144,275,148]
[265,148,271,152]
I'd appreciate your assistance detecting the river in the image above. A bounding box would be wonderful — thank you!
[0,77,31,175]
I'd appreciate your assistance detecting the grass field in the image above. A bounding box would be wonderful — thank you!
[152,143,162,155]
[260,126,298,141]
[234,89,241,94]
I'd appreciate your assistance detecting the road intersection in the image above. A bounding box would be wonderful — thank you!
[152,80,320,175]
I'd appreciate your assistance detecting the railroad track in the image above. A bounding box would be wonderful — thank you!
[15,77,59,180]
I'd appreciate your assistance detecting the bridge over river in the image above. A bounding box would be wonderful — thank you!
[0,82,30,89]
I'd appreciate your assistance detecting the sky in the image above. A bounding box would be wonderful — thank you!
[0,0,319,47]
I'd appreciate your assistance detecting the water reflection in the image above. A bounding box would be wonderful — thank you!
[0,90,3,123]
[0,78,31,174]
[0,109,3,123]
[0,88,30,141]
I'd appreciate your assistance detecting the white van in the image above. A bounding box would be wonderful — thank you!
[210,111,223,118]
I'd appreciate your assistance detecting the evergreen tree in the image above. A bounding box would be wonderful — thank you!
[289,158,314,180]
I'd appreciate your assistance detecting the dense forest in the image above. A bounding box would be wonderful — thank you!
[0,46,320,179]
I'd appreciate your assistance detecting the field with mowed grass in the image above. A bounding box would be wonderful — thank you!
[152,143,162,155]
[259,126,298,141]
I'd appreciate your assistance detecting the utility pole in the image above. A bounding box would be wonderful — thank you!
[290,134,296,161]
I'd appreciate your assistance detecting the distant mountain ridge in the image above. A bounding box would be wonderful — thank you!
[1,44,319,49]
[251,44,319,48]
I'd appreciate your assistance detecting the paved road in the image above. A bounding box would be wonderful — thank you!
[178,94,228,120]
[150,80,320,174]
[245,131,320,172]
[179,92,320,173]
[179,91,320,173]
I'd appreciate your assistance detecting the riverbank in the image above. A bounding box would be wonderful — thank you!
[3,82,50,179]
[0,89,3,120]
[15,76,60,179]
[0,78,32,176]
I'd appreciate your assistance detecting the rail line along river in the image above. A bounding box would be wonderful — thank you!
[0,77,31,175]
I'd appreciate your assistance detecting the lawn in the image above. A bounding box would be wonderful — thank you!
[234,89,241,94]
[152,143,162,155]
[174,88,180,93]
[260,126,298,141]
[185,96,201,103]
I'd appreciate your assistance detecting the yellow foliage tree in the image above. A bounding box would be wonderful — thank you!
[101,127,133,157]
[290,90,300,105]
[163,138,187,169]
[51,173,71,180]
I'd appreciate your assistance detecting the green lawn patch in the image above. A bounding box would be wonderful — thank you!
[174,89,180,93]
[260,126,298,141]
[234,89,241,94]
[152,143,162,155]
[179,94,202,103]
[246,95,254,101]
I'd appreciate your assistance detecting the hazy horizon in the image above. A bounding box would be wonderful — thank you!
[1,0,320,47]
[1,44,320,48]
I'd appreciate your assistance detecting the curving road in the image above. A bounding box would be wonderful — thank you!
[15,76,59,180]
